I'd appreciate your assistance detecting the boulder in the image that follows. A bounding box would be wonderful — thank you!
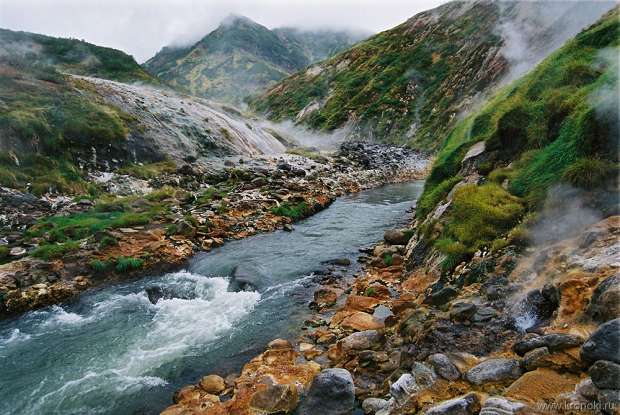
[314,288,338,307]
[597,389,620,415]
[581,318,620,365]
[341,330,382,352]
[427,353,461,381]
[479,396,526,414]
[411,362,437,389]
[229,265,259,292]
[587,274,620,323]
[426,286,459,307]
[199,375,225,394]
[249,383,298,413]
[362,398,389,414]
[390,373,419,405]
[340,312,384,331]
[424,393,481,415]
[384,229,411,246]
[298,368,355,415]
[449,302,477,322]
[466,358,523,385]
[589,360,620,390]
[523,347,550,371]
[513,333,583,356]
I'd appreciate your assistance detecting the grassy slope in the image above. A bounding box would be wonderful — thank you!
[250,2,506,150]
[0,28,154,83]
[0,60,134,194]
[417,8,619,271]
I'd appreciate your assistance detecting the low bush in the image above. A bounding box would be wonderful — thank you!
[115,256,144,273]
[270,202,309,220]
[562,158,617,188]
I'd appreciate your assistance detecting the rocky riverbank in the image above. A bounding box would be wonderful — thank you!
[0,143,428,317]
[162,211,619,413]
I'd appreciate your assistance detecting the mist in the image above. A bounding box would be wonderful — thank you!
[498,1,617,82]
[0,0,447,62]
[259,120,352,151]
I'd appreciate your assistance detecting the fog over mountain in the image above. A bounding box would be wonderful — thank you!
[0,0,447,62]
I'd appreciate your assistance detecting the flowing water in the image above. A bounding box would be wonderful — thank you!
[0,181,424,415]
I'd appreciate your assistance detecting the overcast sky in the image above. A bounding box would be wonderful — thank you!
[0,0,447,62]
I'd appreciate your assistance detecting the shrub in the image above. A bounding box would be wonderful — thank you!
[443,183,525,253]
[383,253,393,266]
[0,245,9,260]
[98,236,118,249]
[270,202,309,220]
[89,259,111,272]
[364,287,377,297]
[115,256,144,273]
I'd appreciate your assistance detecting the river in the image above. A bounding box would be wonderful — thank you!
[0,181,424,415]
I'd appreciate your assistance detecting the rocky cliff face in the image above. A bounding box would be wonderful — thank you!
[143,15,368,105]
[250,0,616,151]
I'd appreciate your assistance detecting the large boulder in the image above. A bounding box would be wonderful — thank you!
[513,333,583,356]
[424,393,481,415]
[589,360,620,390]
[587,274,620,323]
[384,229,411,246]
[341,330,382,353]
[466,359,523,385]
[199,375,225,394]
[249,383,298,413]
[390,373,419,405]
[427,353,461,381]
[580,318,620,365]
[298,369,355,415]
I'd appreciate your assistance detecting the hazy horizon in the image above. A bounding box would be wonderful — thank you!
[0,0,447,62]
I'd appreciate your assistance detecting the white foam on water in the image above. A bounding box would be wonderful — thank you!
[116,271,260,376]
[0,328,32,348]
[23,271,259,414]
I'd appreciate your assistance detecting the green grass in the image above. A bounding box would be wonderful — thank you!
[0,245,9,262]
[31,241,80,260]
[420,8,619,209]
[115,256,144,273]
[383,253,393,266]
[414,9,619,271]
[117,161,177,180]
[270,201,309,220]
[89,259,112,273]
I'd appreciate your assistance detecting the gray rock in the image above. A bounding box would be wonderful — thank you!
[298,368,355,415]
[411,362,437,389]
[581,319,620,365]
[597,389,620,415]
[472,306,497,323]
[362,398,389,414]
[341,330,382,352]
[513,333,583,356]
[427,353,461,381]
[589,360,620,390]
[425,393,481,415]
[479,396,526,414]
[390,373,419,405]
[523,347,550,371]
[450,302,477,322]
[427,286,459,307]
[575,378,599,400]
[466,358,523,385]
[587,274,620,323]
[384,229,411,246]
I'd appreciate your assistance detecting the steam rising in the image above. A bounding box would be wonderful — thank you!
[498,1,617,82]
[259,120,352,151]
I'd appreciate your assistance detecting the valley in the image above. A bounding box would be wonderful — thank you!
[0,1,618,415]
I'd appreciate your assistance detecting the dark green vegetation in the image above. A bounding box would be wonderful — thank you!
[144,15,366,105]
[270,202,309,220]
[418,7,619,272]
[251,1,506,149]
[26,192,175,259]
[0,28,154,83]
[0,60,136,194]
[89,256,144,273]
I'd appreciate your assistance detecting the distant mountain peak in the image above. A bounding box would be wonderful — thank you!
[219,14,260,28]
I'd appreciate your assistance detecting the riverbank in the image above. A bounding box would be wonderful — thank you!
[163,213,619,412]
[0,142,428,317]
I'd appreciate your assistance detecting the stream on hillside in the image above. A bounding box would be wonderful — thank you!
[0,181,424,415]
